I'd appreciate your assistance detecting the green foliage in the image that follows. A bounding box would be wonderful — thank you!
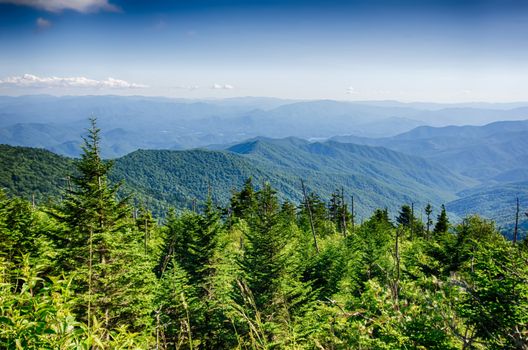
[0,144,74,204]
[49,119,157,340]
[1,136,466,222]
[1,122,528,349]
[433,204,449,235]
[238,183,291,312]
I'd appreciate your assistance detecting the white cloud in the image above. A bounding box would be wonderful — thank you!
[0,74,148,89]
[0,0,119,13]
[36,17,51,29]
[346,86,358,95]
[212,83,234,90]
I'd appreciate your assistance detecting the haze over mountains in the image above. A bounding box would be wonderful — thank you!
[1,94,528,235]
[2,95,528,158]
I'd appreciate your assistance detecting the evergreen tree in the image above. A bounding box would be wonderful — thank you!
[230,177,257,220]
[397,204,425,237]
[51,118,155,334]
[0,191,47,279]
[425,203,433,236]
[396,204,413,227]
[433,204,449,234]
[328,189,350,235]
[238,183,288,312]
[371,208,393,227]
[156,198,224,348]
[298,192,332,238]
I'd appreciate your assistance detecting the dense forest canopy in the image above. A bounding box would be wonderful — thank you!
[1,120,527,349]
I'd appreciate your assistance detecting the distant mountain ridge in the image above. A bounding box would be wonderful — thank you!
[330,120,528,232]
[2,95,528,233]
[332,120,528,181]
[2,95,528,158]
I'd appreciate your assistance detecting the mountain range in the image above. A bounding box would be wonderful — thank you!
[1,95,528,237]
[2,95,528,158]
[0,136,470,222]
[330,120,528,235]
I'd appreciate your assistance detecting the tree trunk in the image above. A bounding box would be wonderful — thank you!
[514,197,519,244]
[301,179,319,253]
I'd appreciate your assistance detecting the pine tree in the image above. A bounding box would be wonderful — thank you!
[328,189,350,235]
[156,198,224,348]
[425,203,433,237]
[299,192,330,238]
[371,208,393,227]
[396,204,424,238]
[396,204,413,228]
[52,118,155,334]
[238,183,288,312]
[433,204,449,234]
[230,177,257,219]
[191,197,221,290]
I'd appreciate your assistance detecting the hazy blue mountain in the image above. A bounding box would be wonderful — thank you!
[351,100,528,111]
[0,95,425,156]
[332,120,528,181]
[0,123,184,158]
[3,95,528,158]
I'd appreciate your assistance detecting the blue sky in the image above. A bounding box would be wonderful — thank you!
[0,0,527,101]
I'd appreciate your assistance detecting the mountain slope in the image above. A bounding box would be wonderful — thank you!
[228,137,473,192]
[0,139,469,220]
[447,182,528,238]
[0,144,74,202]
[332,120,528,181]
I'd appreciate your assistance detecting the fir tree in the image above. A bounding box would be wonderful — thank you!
[425,203,433,237]
[396,204,413,228]
[433,204,449,234]
[238,183,288,312]
[52,118,155,333]
[230,177,257,220]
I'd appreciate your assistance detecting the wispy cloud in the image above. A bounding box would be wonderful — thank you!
[346,86,358,95]
[172,85,200,91]
[212,83,234,90]
[0,0,120,13]
[0,74,148,89]
[36,17,51,30]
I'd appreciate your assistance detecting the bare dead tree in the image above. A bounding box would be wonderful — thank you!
[341,187,347,238]
[410,202,414,240]
[514,197,519,244]
[350,195,355,233]
[301,179,319,253]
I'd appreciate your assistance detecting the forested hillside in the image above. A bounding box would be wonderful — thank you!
[0,144,74,202]
[332,120,528,228]
[0,136,469,220]
[332,120,528,181]
[1,120,527,349]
